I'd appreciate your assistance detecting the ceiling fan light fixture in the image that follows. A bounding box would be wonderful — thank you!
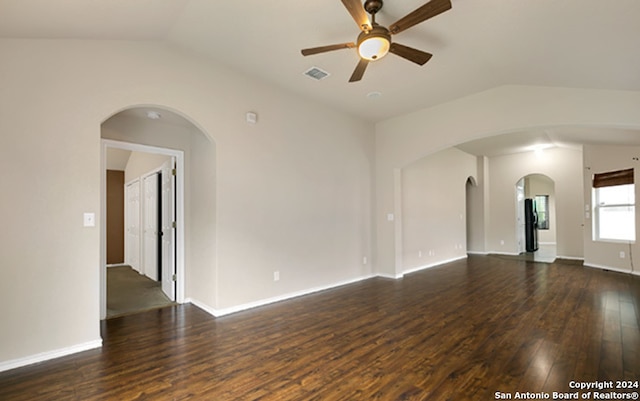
[357,26,391,61]
[300,0,453,82]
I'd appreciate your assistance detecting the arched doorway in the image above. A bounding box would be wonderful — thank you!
[99,106,212,319]
[515,173,557,262]
[465,176,482,253]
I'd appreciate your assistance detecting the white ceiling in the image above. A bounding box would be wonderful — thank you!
[105,148,131,171]
[456,127,640,157]
[3,0,640,154]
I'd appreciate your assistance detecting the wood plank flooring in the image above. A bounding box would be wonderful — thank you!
[1,255,639,400]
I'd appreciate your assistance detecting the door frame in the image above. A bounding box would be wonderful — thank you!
[515,178,526,254]
[159,160,177,301]
[100,139,185,320]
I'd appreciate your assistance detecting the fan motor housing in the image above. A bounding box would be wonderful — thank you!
[364,0,383,15]
[357,25,391,47]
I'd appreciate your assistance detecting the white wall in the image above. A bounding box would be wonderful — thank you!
[487,147,583,258]
[583,144,640,273]
[466,156,490,253]
[188,127,218,308]
[213,94,374,310]
[401,148,477,272]
[0,39,373,369]
[4,37,640,371]
[375,86,640,276]
[124,151,172,184]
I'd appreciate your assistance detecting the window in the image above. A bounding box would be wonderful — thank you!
[535,195,549,230]
[592,168,635,242]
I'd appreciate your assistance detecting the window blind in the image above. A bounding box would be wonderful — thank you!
[592,168,634,188]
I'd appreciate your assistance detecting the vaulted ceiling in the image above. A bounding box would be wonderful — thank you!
[3,0,640,153]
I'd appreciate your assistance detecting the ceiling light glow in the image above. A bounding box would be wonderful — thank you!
[357,26,391,61]
[359,37,390,60]
[530,144,553,158]
[146,111,162,120]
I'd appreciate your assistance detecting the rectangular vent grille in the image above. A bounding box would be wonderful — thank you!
[304,67,330,81]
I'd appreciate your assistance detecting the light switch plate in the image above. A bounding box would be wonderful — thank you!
[83,212,95,227]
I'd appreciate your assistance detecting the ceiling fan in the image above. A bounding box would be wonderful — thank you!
[301,0,452,82]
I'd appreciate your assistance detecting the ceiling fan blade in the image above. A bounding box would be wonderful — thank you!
[301,43,356,56]
[389,43,433,65]
[341,0,372,31]
[389,0,452,35]
[349,58,369,82]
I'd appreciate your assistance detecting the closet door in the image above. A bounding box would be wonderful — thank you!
[125,180,141,272]
[160,159,176,300]
[143,173,159,281]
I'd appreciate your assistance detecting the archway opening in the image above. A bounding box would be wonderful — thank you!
[99,106,215,319]
[465,176,481,254]
[515,173,557,263]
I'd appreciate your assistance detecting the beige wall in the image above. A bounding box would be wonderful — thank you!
[411,147,577,261]
[487,147,583,258]
[401,148,477,272]
[3,36,640,370]
[466,156,490,253]
[0,39,373,367]
[583,144,640,273]
[375,86,640,275]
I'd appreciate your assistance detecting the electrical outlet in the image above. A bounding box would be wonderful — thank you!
[620,251,626,259]
[273,271,280,281]
[500,240,505,246]
[418,250,422,258]
[363,257,367,265]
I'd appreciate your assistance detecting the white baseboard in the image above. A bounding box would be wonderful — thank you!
[185,297,218,317]
[488,251,520,256]
[375,272,403,279]
[106,263,127,268]
[556,255,584,261]
[466,251,489,256]
[402,255,468,276]
[187,274,377,317]
[583,262,640,276]
[188,256,487,318]
[190,257,481,318]
[0,339,102,373]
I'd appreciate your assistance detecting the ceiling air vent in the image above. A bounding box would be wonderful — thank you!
[303,66,330,81]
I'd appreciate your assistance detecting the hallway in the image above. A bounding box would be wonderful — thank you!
[107,265,174,318]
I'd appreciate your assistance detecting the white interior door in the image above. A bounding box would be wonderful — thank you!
[160,159,176,300]
[516,178,526,254]
[143,173,159,281]
[125,180,141,272]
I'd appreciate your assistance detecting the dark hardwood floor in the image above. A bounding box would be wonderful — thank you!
[1,255,639,400]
